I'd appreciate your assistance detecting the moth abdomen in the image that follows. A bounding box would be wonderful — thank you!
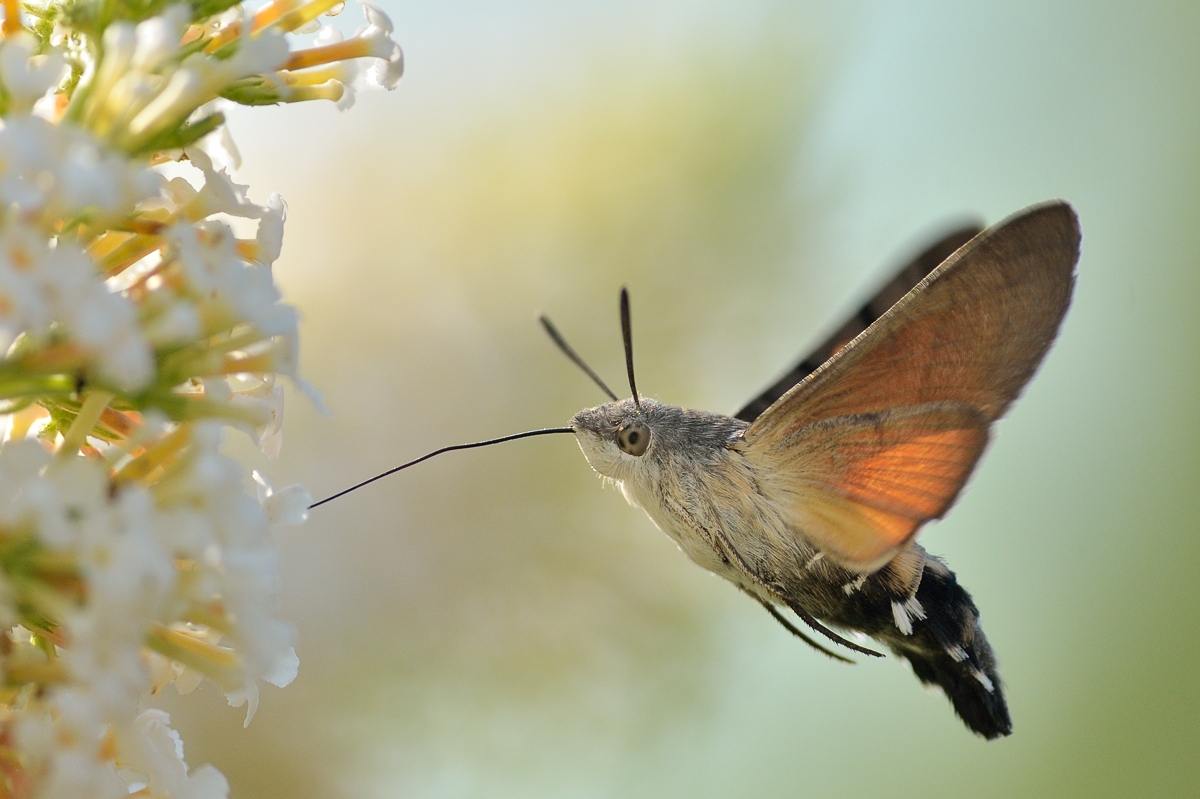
[879,555,1011,739]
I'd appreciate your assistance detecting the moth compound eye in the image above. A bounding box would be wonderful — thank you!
[616,422,651,456]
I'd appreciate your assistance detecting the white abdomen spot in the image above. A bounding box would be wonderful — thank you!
[891,601,913,636]
[970,668,995,693]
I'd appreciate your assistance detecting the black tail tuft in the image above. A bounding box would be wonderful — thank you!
[885,557,1012,739]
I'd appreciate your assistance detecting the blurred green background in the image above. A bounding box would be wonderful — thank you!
[162,1,1200,796]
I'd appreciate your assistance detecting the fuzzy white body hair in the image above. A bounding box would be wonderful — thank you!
[571,397,833,608]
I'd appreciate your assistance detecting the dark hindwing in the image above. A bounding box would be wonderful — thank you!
[735,224,983,423]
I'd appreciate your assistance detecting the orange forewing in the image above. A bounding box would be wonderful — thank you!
[752,404,989,570]
[744,202,1079,571]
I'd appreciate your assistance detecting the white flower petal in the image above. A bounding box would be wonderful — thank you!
[360,2,395,35]
[122,709,230,799]
[132,5,191,73]
[315,25,345,45]
[255,193,287,265]
[264,646,299,688]
[0,34,67,111]
[266,484,310,527]
[143,299,203,347]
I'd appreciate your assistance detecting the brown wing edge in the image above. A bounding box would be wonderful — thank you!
[748,200,1080,435]
[735,222,985,423]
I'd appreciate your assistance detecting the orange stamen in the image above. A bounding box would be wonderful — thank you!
[283,37,374,72]
[87,230,136,261]
[221,353,273,374]
[124,217,168,236]
[99,407,139,438]
[269,0,342,34]
[99,235,162,278]
[113,424,190,486]
[206,0,324,51]
[1,0,24,35]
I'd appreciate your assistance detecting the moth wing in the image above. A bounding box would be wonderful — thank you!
[750,403,989,571]
[735,223,983,422]
[743,201,1079,571]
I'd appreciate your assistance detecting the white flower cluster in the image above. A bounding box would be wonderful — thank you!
[0,1,403,796]
[0,111,161,389]
[2,430,305,798]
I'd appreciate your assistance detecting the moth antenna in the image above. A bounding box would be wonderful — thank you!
[620,287,641,408]
[539,314,619,402]
[308,427,575,510]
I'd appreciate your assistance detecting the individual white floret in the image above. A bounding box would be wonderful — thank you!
[353,3,404,91]
[0,229,52,352]
[0,439,52,508]
[255,193,288,266]
[53,134,164,221]
[0,33,68,113]
[0,116,160,228]
[84,23,138,125]
[182,146,262,220]
[253,470,311,527]
[299,4,403,110]
[18,455,112,551]
[169,219,300,340]
[64,489,175,718]
[142,297,203,347]
[189,100,243,171]
[38,242,155,391]
[116,710,230,799]
[16,692,127,799]
[130,4,191,74]
[223,259,299,338]
[0,116,64,210]
[233,377,286,458]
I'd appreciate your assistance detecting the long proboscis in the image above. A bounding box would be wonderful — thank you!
[308,427,575,510]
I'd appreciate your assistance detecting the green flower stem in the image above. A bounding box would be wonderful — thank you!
[130,111,226,157]
[140,389,271,427]
[0,374,78,402]
[57,390,113,458]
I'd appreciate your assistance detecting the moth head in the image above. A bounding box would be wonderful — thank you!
[545,286,675,482]
[571,398,659,480]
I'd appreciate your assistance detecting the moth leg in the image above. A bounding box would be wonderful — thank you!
[705,522,884,660]
[788,603,884,659]
[748,593,854,664]
[699,517,884,660]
